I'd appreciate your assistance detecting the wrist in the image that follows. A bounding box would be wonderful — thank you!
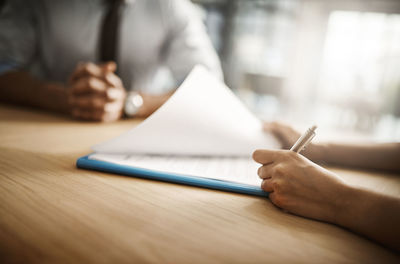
[332,182,360,227]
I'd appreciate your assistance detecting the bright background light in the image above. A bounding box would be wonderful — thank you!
[195,0,400,141]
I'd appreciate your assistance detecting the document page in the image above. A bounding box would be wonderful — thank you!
[90,153,262,186]
[93,66,280,157]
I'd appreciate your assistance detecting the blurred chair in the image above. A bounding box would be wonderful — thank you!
[239,72,285,119]
[241,72,284,97]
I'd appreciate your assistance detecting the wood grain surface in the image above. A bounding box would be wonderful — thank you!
[0,104,399,263]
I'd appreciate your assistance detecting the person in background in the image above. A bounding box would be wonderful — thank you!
[0,0,222,121]
[253,122,400,251]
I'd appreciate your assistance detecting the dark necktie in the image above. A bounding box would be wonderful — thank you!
[99,0,124,64]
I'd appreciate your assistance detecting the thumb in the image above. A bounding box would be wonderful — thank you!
[253,149,280,165]
[102,61,117,73]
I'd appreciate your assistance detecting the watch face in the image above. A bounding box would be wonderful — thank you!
[125,100,137,115]
[124,93,143,116]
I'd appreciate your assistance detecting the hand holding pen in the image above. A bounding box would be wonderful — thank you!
[253,124,346,224]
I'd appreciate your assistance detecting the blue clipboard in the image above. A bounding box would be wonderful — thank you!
[76,155,268,197]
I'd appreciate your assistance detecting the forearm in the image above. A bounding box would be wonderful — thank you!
[137,91,174,118]
[0,71,69,113]
[311,142,400,172]
[335,184,400,251]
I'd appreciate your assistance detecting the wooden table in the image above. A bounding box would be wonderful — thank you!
[0,104,399,263]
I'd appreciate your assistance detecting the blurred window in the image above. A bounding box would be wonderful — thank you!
[315,11,400,137]
[195,0,400,140]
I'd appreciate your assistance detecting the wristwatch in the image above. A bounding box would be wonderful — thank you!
[124,91,144,117]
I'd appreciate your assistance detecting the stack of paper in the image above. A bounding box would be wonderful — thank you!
[82,66,280,193]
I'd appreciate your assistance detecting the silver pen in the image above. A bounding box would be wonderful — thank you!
[290,125,317,153]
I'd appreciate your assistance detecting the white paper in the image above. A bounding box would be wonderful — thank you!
[89,153,262,186]
[93,65,280,157]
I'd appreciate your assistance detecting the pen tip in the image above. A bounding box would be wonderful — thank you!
[311,125,317,131]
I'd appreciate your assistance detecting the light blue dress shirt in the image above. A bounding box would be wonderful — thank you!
[0,0,223,93]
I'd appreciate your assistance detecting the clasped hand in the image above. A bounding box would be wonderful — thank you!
[67,62,126,122]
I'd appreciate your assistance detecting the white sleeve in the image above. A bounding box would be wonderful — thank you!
[0,0,38,74]
[160,0,223,83]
